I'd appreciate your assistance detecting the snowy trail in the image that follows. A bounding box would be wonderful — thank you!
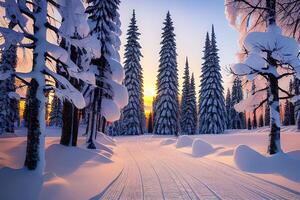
[96,136,300,200]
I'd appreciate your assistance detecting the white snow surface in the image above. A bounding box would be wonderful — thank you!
[101,99,121,122]
[192,139,214,157]
[175,135,193,148]
[1,127,300,199]
[0,127,121,200]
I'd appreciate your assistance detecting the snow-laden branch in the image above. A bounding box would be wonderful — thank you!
[231,25,300,80]
[43,67,86,109]
[235,89,267,112]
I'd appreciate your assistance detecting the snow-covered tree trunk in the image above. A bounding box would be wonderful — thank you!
[59,39,82,147]
[24,1,47,171]
[268,73,281,154]
[266,0,282,154]
[86,88,99,149]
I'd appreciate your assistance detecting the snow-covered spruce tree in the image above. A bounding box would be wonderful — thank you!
[198,26,226,134]
[118,10,144,135]
[154,12,179,136]
[227,0,300,154]
[85,0,127,147]
[186,73,197,134]
[225,88,232,129]
[0,0,92,171]
[49,95,63,127]
[230,76,245,129]
[180,57,191,134]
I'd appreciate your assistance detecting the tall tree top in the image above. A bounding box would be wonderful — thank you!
[124,9,142,62]
[210,24,219,60]
[203,32,210,59]
[183,57,190,84]
[161,11,176,46]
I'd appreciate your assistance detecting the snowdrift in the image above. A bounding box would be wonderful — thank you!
[175,135,193,148]
[192,139,214,157]
[234,145,300,183]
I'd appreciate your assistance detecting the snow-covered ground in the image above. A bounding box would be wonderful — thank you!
[0,127,123,200]
[0,127,300,199]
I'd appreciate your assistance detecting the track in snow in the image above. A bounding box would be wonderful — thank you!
[94,136,300,200]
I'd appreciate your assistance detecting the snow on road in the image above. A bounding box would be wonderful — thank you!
[96,136,300,200]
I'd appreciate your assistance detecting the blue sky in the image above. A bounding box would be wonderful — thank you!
[119,0,240,110]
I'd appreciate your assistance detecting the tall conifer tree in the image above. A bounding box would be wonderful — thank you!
[120,10,145,135]
[154,12,179,135]
[186,73,197,134]
[180,58,191,134]
[85,0,123,148]
[198,26,226,134]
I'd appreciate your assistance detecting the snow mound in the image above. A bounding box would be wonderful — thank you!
[234,145,269,172]
[176,135,193,148]
[160,138,176,146]
[192,139,214,157]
